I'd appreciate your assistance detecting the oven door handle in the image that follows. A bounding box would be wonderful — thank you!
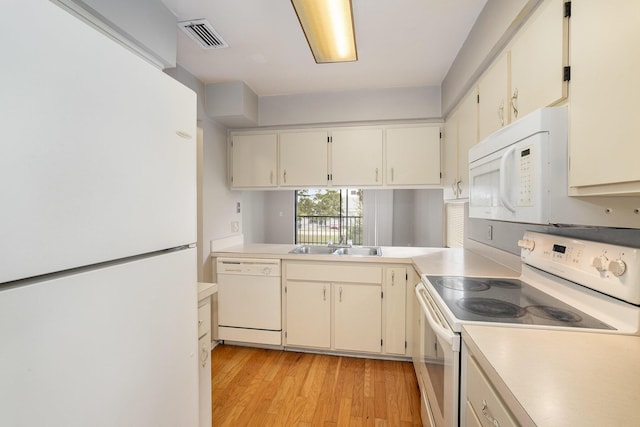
[415,285,460,352]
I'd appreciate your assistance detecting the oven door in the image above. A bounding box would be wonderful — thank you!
[414,283,460,427]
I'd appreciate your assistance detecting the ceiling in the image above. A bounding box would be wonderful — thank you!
[161,0,487,97]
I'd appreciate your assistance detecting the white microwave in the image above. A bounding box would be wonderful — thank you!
[469,107,567,224]
[468,107,639,227]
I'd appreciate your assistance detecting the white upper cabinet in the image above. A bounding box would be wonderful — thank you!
[568,1,640,195]
[478,53,509,141]
[443,89,477,200]
[385,125,441,186]
[331,128,383,186]
[231,133,277,188]
[456,90,479,199]
[509,0,568,121]
[443,110,459,201]
[279,130,329,187]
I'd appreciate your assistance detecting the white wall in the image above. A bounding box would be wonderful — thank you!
[259,86,442,127]
[53,0,177,68]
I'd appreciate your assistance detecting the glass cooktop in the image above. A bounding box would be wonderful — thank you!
[425,276,614,330]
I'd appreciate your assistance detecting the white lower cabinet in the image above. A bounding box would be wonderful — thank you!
[283,261,410,357]
[462,342,518,427]
[197,298,212,427]
[384,267,407,355]
[284,261,382,354]
[334,283,382,353]
[285,280,331,349]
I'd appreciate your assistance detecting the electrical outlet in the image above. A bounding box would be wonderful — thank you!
[231,221,239,232]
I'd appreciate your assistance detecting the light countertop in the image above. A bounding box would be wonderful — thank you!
[211,243,448,264]
[463,325,640,426]
[211,244,520,276]
[197,282,217,302]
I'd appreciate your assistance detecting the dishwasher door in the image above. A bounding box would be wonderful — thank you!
[216,258,282,345]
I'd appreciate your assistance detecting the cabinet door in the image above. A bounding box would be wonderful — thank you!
[386,126,441,185]
[478,53,509,141]
[285,281,331,349]
[231,134,277,188]
[442,111,459,200]
[568,1,640,195]
[331,128,383,186]
[384,267,406,355]
[456,89,479,199]
[509,0,567,121]
[334,283,382,353]
[279,131,328,187]
[198,331,211,427]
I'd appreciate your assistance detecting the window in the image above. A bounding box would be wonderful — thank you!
[295,189,363,245]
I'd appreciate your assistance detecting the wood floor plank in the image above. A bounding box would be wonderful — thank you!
[212,345,422,426]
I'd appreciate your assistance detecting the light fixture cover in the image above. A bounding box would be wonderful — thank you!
[291,0,357,63]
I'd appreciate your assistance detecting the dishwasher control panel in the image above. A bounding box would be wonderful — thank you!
[217,257,281,276]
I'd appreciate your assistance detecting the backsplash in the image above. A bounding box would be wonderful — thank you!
[468,218,640,255]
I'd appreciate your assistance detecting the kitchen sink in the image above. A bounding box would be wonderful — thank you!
[289,245,336,255]
[289,245,382,256]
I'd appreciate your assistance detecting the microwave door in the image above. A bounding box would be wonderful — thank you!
[469,132,548,223]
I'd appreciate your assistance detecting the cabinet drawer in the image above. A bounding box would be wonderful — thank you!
[285,262,382,284]
[466,355,517,427]
[198,302,211,338]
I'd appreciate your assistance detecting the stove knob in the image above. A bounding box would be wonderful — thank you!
[591,255,608,272]
[608,259,627,277]
[517,239,535,251]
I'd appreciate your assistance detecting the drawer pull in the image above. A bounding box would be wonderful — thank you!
[481,400,501,427]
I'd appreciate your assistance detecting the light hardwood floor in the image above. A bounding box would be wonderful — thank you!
[212,344,423,426]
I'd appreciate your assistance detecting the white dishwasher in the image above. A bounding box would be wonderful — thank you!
[216,257,282,345]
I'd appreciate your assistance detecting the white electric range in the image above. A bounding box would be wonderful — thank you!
[413,231,640,427]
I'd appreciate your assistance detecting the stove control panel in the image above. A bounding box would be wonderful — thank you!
[521,231,640,305]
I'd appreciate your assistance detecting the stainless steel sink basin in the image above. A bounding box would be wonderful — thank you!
[289,245,336,255]
[289,245,382,256]
[332,246,382,256]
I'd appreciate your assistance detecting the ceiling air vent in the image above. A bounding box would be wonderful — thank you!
[178,19,228,50]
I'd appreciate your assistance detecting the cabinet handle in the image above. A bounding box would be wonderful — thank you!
[200,346,209,368]
[175,130,192,140]
[511,88,519,119]
[283,170,287,183]
[375,167,379,182]
[481,400,501,427]
[339,286,343,302]
[391,270,395,286]
[270,171,273,184]
[323,286,326,301]
[498,99,505,126]
[391,168,395,182]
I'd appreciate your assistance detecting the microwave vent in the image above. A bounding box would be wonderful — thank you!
[178,19,228,49]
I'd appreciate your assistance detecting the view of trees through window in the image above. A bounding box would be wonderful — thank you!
[295,189,363,245]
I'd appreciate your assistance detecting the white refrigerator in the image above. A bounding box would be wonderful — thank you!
[0,1,199,426]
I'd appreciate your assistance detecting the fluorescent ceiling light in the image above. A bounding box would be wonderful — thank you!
[291,0,357,63]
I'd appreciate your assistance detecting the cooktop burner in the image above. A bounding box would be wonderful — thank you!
[425,275,613,329]
[457,297,526,318]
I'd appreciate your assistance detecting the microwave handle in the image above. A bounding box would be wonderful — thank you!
[499,146,517,213]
